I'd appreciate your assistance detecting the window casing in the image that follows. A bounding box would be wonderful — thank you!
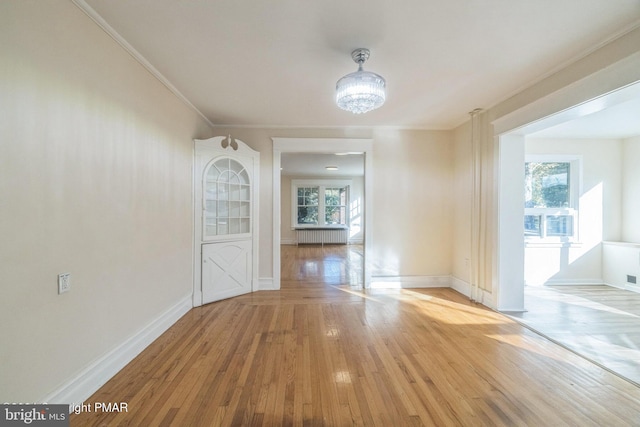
[524,156,580,242]
[292,179,350,228]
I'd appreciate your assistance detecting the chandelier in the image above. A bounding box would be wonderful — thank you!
[335,48,386,114]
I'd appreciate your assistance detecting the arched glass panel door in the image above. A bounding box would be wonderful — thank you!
[194,135,259,306]
[203,157,251,239]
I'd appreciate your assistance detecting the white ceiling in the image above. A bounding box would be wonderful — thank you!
[79,0,640,130]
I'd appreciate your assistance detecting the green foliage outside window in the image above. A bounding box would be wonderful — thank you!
[325,188,346,225]
[525,162,569,208]
[297,187,319,224]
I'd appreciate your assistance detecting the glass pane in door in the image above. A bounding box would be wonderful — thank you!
[203,158,251,239]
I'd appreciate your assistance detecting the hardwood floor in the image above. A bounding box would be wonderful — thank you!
[511,284,640,386]
[71,245,640,426]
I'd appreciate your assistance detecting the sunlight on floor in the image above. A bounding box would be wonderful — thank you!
[530,287,639,317]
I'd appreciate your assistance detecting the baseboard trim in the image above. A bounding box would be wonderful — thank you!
[542,279,604,286]
[258,277,277,291]
[604,281,640,293]
[371,275,452,289]
[450,276,471,296]
[41,294,192,405]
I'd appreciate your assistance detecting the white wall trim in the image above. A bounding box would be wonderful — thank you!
[371,275,452,289]
[450,276,471,296]
[495,133,526,311]
[71,0,214,128]
[449,277,496,310]
[605,282,640,293]
[40,294,192,405]
[542,279,604,286]
[258,277,276,291]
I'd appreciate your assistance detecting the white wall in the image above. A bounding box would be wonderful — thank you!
[0,2,212,401]
[622,136,640,242]
[213,127,454,285]
[523,138,622,285]
[603,242,640,290]
[280,175,364,244]
[369,129,453,279]
[449,26,640,308]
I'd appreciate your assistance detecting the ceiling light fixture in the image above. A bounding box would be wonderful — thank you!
[336,48,386,114]
[325,166,339,171]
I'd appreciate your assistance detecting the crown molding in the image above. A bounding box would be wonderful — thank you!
[71,0,215,129]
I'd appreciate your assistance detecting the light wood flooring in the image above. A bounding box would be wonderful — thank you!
[71,245,640,426]
[510,284,640,386]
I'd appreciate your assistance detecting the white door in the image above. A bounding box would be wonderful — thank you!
[202,238,251,302]
[194,136,260,305]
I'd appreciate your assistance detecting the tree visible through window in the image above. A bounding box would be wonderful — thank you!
[297,187,319,225]
[524,159,577,240]
[525,162,569,208]
[292,180,350,228]
[325,187,347,225]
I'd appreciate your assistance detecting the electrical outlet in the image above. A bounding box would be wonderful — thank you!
[58,273,71,294]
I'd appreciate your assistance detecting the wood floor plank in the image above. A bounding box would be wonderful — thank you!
[511,284,640,386]
[71,245,640,426]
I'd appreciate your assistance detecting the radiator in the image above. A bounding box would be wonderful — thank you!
[296,228,348,245]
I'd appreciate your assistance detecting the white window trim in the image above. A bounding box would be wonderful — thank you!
[524,154,581,245]
[291,179,351,229]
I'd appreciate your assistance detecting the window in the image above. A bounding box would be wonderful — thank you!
[292,180,350,228]
[324,187,347,225]
[524,156,579,241]
[297,186,319,225]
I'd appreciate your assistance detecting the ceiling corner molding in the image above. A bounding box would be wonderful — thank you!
[71,0,215,128]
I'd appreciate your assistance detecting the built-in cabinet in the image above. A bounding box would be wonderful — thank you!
[194,136,260,306]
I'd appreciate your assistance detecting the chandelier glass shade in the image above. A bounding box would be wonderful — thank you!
[335,48,386,114]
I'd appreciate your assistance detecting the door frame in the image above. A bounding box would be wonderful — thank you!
[491,81,640,311]
[272,138,373,289]
[193,136,260,307]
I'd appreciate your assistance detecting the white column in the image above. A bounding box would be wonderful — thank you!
[496,133,525,311]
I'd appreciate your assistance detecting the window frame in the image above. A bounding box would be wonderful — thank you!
[291,179,351,229]
[524,155,581,244]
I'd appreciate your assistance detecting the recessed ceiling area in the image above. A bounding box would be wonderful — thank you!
[79,0,640,129]
[528,96,640,139]
[519,82,640,140]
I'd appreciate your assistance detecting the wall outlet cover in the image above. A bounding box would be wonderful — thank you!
[58,273,71,294]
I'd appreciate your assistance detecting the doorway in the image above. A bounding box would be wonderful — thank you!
[272,138,373,290]
[498,83,640,385]
[495,82,640,311]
